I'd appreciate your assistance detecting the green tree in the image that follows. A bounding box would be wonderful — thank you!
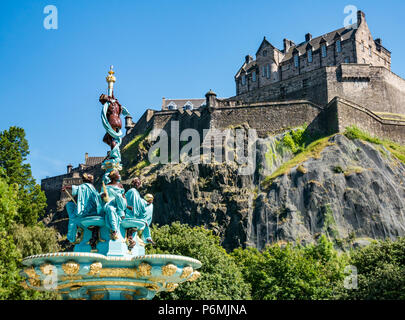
[148,222,251,300]
[337,238,405,300]
[0,126,47,226]
[231,235,347,300]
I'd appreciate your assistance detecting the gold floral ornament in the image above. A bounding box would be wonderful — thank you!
[62,261,80,275]
[180,266,193,279]
[136,262,152,277]
[88,262,102,276]
[91,293,105,300]
[23,267,42,287]
[165,283,179,292]
[161,264,177,276]
[23,267,38,279]
[187,271,201,282]
[40,263,55,275]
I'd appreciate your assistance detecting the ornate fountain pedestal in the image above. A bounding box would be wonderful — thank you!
[21,252,201,300]
[21,216,201,300]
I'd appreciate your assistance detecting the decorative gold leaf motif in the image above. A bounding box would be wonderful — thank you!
[161,264,177,276]
[180,266,193,279]
[165,283,179,292]
[88,262,102,275]
[23,267,38,279]
[136,262,152,277]
[62,261,80,275]
[187,271,201,282]
[40,263,55,275]
[29,278,42,287]
[98,268,136,278]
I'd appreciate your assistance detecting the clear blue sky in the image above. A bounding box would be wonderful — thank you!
[1,0,404,183]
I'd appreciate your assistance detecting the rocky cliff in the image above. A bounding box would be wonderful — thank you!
[44,127,405,251]
[123,128,405,251]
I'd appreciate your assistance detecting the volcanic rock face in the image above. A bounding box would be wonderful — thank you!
[136,134,405,251]
[44,132,405,251]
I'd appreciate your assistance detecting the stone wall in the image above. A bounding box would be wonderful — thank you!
[210,101,324,137]
[328,65,405,114]
[230,67,329,107]
[326,97,405,144]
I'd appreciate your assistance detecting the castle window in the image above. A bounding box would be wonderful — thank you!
[242,75,246,85]
[262,66,266,77]
[344,57,350,63]
[307,50,312,63]
[321,45,327,57]
[266,64,270,78]
[362,41,365,52]
[369,46,372,57]
[252,71,257,82]
[183,101,194,111]
[167,102,178,110]
[263,50,267,57]
[336,40,342,53]
[294,54,299,67]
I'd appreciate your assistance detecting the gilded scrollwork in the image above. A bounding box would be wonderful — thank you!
[187,271,201,282]
[161,264,177,276]
[180,266,193,279]
[40,263,55,275]
[136,262,152,277]
[165,283,179,292]
[62,261,80,275]
[88,262,103,275]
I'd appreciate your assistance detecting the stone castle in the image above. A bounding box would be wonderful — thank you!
[42,10,405,217]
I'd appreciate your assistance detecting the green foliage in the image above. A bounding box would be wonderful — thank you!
[231,235,347,300]
[344,125,405,164]
[262,135,335,188]
[148,222,251,300]
[9,223,61,258]
[337,237,405,300]
[0,173,19,229]
[0,127,47,226]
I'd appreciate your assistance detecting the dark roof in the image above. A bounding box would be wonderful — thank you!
[235,60,257,78]
[281,24,356,62]
[85,156,105,166]
[163,99,206,110]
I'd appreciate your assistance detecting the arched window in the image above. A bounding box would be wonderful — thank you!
[241,75,246,85]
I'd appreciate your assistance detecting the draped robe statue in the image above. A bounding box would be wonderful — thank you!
[64,175,103,243]
[125,183,154,244]
[102,171,127,239]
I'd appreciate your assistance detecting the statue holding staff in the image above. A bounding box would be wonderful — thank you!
[62,173,103,243]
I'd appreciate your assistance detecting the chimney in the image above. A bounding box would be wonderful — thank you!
[375,38,382,45]
[162,97,166,110]
[357,10,365,27]
[245,55,253,64]
[67,164,73,174]
[85,152,88,163]
[283,39,295,53]
[305,33,312,42]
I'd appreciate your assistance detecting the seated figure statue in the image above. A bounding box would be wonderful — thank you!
[62,173,103,243]
[101,170,128,240]
[125,177,155,248]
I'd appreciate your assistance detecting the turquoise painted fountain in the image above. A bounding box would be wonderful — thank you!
[20,67,201,300]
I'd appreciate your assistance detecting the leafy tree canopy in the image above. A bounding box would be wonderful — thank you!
[148,222,251,300]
